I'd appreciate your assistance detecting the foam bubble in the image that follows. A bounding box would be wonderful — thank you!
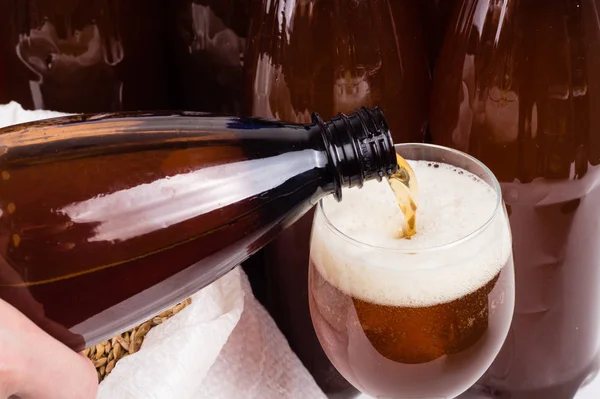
[311,160,512,307]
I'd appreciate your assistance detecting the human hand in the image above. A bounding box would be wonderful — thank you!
[0,297,98,399]
[0,298,98,399]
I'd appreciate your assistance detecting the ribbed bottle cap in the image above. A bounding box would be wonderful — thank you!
[315,107,398,200]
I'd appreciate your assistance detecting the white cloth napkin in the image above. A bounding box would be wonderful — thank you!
[0,101,70,128]
[98,268,327,399]
[0,102,327,399]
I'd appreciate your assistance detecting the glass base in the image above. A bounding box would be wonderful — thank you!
[354,369,600,399]
[457,373,600,399]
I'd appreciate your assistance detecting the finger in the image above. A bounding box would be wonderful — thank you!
[0,299,98,399]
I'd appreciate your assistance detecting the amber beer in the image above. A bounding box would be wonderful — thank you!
[309,155,515,398]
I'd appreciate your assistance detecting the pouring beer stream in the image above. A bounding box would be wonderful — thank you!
[388,153,419,239]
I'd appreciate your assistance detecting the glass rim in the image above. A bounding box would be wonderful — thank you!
[317,143,503,254]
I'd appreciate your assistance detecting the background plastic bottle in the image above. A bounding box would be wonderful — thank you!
[430,1,600,397]
[0,0,173,112]
[242,1,431,397]
[167,0,251,114]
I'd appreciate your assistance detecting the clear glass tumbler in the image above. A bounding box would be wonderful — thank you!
[308,143,515,398]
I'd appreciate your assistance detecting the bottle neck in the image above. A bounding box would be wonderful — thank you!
[315,107,398,201]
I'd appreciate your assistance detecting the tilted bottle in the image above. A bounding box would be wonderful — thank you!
[430,1,600,397]
[0,107,398,352]
[243,1,430,396]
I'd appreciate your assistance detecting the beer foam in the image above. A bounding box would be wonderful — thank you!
[311,160,512,307]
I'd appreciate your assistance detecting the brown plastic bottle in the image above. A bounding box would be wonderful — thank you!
[0,108,397,353]
[243,1,430,397]
[167,0,251,114]
[430,1,600,398]
[0,0,173,112]
[413,0,459,72]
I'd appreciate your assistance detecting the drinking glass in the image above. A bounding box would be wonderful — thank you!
[308,143,515,398]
